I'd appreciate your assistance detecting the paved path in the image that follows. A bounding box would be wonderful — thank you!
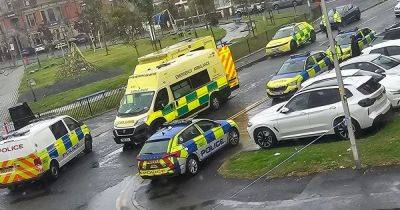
[220,22,249,44]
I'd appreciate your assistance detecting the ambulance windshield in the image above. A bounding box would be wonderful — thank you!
[118,91,154,116]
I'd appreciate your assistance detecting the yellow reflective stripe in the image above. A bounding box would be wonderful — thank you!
[70,131,79,145]
[196,85,208,96]
[194,135,207,148]
[187,100,200,111]
[54,139,67,156]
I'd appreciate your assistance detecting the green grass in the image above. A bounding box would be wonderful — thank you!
[219,114,400,179]
[24,27,225,113]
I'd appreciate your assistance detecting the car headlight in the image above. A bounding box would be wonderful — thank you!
[135,117,147,126]
[247,121,253,128]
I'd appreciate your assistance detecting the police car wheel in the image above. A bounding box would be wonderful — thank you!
[84,135,93,153]
[228,129,240,146]
[186,156,200,176]
[254,127,276,149]
[49,161,60,180]
[210,94,221,110]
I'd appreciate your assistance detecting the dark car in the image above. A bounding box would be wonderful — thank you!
[380,23,400,40]
[266,0,303,10]
[21,47,35,56]
[320,4,361,32]
[69,34,89,45]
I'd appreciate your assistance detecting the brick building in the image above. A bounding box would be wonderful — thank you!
[0,0,82,53]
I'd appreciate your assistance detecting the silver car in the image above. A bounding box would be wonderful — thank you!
[266,0,303,10]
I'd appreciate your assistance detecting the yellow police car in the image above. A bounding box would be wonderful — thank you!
[327,27,376,62]
[266,52,332,99]
[137,119,239,179]
[265,22,316,56]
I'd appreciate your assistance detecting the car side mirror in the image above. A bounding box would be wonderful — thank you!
[280,107,290,114]
[375,69,385,74]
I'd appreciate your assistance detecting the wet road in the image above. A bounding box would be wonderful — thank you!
[0,0,399,209]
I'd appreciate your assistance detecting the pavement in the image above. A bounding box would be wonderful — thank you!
[0,0,399,209]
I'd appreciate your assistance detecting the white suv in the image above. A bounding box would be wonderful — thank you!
[301,69,400,108]
[247,75,391,149]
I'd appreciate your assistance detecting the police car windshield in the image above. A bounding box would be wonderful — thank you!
[273,27,293,39]
[140,139,170,154]
[335,34,352,47]
[277,59,305,75]
[372,55,400,70]
[118,91,154,116]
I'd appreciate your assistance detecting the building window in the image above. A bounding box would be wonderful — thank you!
[40,11,47,24]
[47,8,57,22]
[26,13,36,27]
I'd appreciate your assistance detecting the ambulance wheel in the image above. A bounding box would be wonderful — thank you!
[228,128,240,146]
[186,156,200,176]
[290,41,297,52]
[48,161,60,180]
[210,93,221,110]
[310,31,316,43]
[84,135,93,153]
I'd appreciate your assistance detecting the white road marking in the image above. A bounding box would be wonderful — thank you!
[361,16,377,25]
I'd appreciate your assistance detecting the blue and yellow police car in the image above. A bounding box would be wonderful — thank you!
[266,51,332,99]
[137,119,239,179]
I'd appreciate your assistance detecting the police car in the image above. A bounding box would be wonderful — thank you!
[327,27,376,62]
[265,22,316,56]
[137,119,239,179]
[266,51,332,99]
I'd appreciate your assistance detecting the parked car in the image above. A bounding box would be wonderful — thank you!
[362,39,400,60]
[395,1,400,17]
[248,75,391,149]
[302,69,400,108]
[266,51,331,99]
[69,34,89,45]
[320,4,361,32]
[21,47,35,56]
[326,27,376,62]
[55,41,68,50]
[266,0,303,10]
[34,44,46,53]
[379,23,400,40]
[340,54,400,75]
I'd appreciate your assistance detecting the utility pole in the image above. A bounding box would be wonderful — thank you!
[306,0,312,20]
[320,0,361,169]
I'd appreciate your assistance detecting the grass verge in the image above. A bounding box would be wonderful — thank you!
[219,114,400,180]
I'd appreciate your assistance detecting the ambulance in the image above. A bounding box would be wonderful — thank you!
[134,36,217,75]
[134,36,239,90]
[0,115,92,189]
[113,49,236,148]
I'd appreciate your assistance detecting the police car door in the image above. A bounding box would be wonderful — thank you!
[195,120,227,160]
[49,120,71,167]
[63,117,84,156]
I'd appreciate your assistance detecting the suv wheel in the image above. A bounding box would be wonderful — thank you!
[334,117,360,139]
[254,127,277,149]
[186,156,200,176]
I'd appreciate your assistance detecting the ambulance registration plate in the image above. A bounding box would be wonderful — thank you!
[120,138,131,143]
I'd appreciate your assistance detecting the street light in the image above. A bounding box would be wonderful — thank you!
[320,0,361,169]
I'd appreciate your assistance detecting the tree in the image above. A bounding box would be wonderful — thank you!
[107,4,143,55]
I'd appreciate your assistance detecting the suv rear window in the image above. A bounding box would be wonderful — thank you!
[357,78,381,95]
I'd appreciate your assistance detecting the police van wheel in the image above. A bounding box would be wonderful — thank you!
[186,156,200,176]
[310,31,316,43]
[273,4,279,10]
[84,135,93,153]
[290,41,297,52]
[210,94,221,110]
[49,161,60,180]
[228,129,240,146]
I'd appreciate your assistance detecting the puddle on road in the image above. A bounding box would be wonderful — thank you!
[96,147,124,168]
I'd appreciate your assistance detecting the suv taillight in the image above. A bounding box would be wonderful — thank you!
[358,98,376,107]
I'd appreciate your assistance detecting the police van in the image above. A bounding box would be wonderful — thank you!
[134,36,217,75]
[0,115,92,189]
[113,49,235,148]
